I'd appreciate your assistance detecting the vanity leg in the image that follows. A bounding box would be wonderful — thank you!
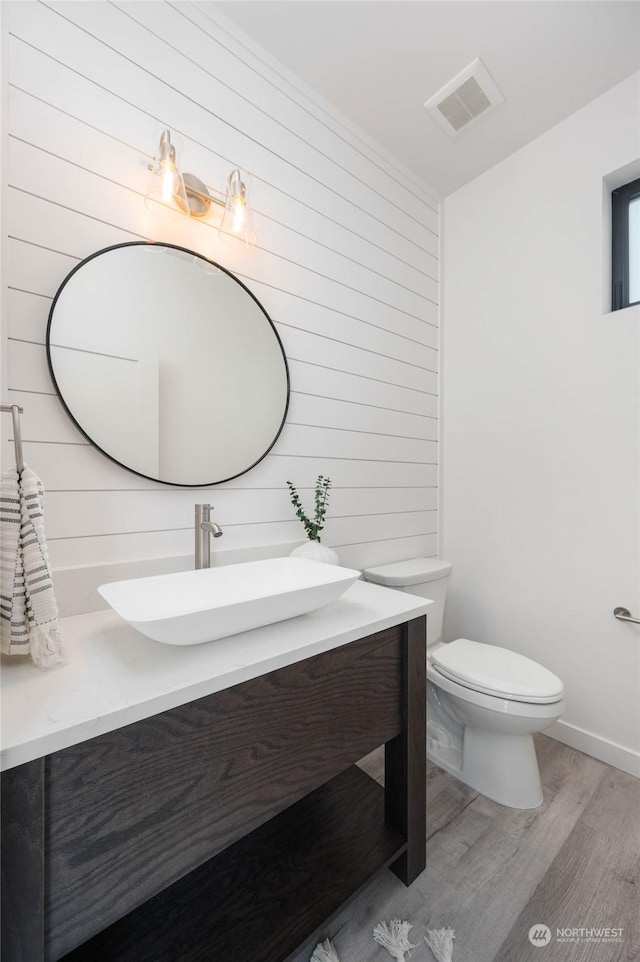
[384,616,426,886]
[1,758,45,962]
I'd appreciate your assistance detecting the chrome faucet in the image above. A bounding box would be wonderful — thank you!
[195,503,223,569]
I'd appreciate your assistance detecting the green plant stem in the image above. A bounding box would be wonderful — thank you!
[287,476,331,543]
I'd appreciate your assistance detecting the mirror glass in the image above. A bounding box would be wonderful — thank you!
[47,243,289,486]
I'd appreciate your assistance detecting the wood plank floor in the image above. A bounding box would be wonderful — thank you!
[289,735,640,962]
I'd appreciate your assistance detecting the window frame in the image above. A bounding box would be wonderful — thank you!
[611,176,640,311]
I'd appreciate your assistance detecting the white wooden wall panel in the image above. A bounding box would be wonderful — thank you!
[201,2,435,206]
[43,488,435,541]
[8,50,437,299]
[8,200,431,346]
[287,362,437,417]
[5,388,436,448]
[7,290,52,343]
[288,395,436,441]
[7,7,435,269]
[124,2,439,228]
[8,239,76,298]
[1,436,437,493]
[279,327,436,393]
[29,0,436,251]
[275,424,435,464]
[9,138,435,322]
[337,534,438,571]
[3,0,440,584]
[230,279,438,352]
[7,339,53,394]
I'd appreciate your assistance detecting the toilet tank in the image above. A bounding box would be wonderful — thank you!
[362,558,452,647]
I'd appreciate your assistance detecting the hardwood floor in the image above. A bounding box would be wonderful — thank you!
[289,735,640,962]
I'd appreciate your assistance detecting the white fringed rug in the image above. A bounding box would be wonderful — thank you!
[310,921,455,962]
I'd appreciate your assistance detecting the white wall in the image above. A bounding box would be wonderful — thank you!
[442,74,640,776]
[1,1,439,602]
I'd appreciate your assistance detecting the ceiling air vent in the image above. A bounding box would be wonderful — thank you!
[424,58,504,139]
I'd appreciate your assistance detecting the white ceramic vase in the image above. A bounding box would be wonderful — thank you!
[289,540,339,565]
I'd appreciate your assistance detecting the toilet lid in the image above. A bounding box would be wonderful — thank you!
[363,558,452,586]
[431,638,564,704]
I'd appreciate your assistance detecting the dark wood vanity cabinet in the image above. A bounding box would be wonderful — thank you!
[1,617,426,962]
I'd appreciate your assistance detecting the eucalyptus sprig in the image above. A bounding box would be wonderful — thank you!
[286,475,332,543]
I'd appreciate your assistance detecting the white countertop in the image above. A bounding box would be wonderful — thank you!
[1,581,430,771]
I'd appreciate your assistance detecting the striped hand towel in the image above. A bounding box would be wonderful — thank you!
[1,465,64,668]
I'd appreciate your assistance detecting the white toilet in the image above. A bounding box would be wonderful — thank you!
[363,558,564,809]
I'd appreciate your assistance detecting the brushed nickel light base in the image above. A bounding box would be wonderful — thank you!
[178,172,215,218]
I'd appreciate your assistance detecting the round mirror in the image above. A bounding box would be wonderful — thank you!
[46,243,289,486]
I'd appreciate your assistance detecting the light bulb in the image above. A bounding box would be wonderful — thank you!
[160,160,178,203]
[231,195,246,234]
[144,129,189,220]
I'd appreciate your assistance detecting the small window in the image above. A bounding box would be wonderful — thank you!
[611,177,640,310]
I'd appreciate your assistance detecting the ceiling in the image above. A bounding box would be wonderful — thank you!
[212,1,640,196]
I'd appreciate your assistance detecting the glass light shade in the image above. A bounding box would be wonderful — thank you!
[144,129,190,221]
[219,169,256,246]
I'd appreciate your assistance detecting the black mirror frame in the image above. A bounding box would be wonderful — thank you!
[46,241,290,488]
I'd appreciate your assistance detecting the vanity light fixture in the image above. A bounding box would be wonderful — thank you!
[145,129,256,246]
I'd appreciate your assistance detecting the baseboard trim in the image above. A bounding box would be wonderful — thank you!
[547,719,640,779]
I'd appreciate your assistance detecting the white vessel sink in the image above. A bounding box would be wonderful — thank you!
[98,557,360,646]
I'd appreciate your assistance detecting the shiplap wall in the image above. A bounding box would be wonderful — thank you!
[2,0,439,588]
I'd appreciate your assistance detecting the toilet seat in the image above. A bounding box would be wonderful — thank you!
[431,638,564,705]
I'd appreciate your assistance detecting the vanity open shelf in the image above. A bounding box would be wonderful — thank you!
[60,766,405,962]
[2,608,426,962]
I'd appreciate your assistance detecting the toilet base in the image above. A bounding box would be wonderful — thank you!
[428,727,543,809]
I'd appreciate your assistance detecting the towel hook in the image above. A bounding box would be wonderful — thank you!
[1,402,25,474]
